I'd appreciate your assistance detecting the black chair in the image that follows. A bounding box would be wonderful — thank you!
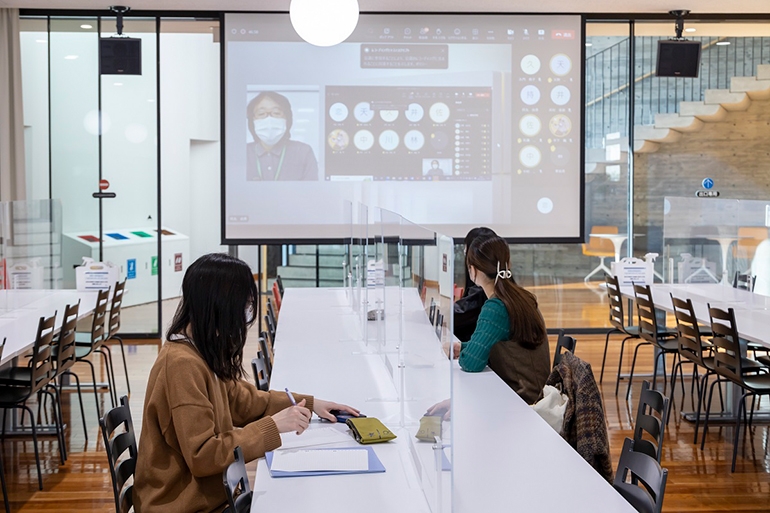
[51,302,90,442]
[267,298,277,331]
[258,333,273,377]
[669,295,724,443]
[104,280,130,396]
[701,305,770,472]
[73,288,113,416]
[262,328,275,355]
[275,275,284,298]
[601,275,642,391]
[626,284,678,399]
[251,354,269,392]
[435,311,443,340]
[613,437,668,513]
[223,446,252,513]
[100,395,137,513]
[633,381,669,463]
[265,314,276,347]
[553,330,577,368]
[0,314,58,490]
[428,298,436,325]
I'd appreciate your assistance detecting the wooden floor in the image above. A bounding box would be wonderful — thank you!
[2,284,770,512]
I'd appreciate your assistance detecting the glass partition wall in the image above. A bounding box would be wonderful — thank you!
[19,15,222,336]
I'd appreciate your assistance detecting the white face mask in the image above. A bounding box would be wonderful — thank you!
[253,117,287,147]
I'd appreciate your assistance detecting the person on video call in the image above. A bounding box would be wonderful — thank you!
[426,159,445,177]
[246,91,318,181]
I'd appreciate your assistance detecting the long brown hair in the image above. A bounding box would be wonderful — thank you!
[466,236,547,349]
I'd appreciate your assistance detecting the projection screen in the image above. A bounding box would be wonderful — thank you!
[223,13,583,242]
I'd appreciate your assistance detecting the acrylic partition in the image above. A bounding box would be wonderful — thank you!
[663,196,770,288]
[0,199,64,291]
[398,215,453,513]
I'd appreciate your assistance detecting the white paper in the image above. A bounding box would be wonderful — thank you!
[278,426,351,450]
[271,449,369,472]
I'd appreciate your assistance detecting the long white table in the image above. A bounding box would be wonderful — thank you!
[0,289,99,364]
[252,287,634,513]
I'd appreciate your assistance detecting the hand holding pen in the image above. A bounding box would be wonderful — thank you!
[272,388,311,435]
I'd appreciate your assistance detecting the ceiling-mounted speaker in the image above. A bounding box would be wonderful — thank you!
[100,37,142,75]
[656,40,701,78]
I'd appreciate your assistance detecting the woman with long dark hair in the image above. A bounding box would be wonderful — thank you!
[134,253,357,511]
[453,226,497,341]
[458,236,550,404]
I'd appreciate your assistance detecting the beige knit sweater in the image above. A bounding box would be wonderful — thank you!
[134,340,313,512]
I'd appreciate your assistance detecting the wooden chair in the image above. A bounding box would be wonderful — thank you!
[732,271,755,291]
[582,225,617,282]
[553,330,577,369]
[223,446,252,513]
[0,314,58,490]
[702,306,770,472]
[104,280,130,396]
[601,275,642,392]
[633,381,669,463]
[613,437,668,513]
[100,395,137,513]
[52,302,90,442]
[73,288,114,416]
[626,284,679,400]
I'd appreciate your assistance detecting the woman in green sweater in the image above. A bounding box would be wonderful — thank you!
[458,236,551,404]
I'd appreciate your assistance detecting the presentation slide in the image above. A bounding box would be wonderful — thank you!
[224,13,583,242]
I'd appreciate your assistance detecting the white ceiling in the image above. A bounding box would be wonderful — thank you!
[1,0,769,13]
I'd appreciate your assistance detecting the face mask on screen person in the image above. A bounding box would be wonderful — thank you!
[253,116,287,147]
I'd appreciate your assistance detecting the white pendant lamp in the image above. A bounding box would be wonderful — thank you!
[289,0,360,47]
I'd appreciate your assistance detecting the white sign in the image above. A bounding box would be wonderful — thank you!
[611,257,653,286]
[76,258,119,291]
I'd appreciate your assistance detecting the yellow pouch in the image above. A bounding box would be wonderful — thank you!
[415,415,442,442]
[346,417,397,444]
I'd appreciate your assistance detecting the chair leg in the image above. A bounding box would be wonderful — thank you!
[600,330,619,384]
[626,341,650,400]
[732,392,749,473]
[43,389,66,465]
[62,371,88,441]
[614,336,633,396]
[667,360,681,427]
[701,378,723,451]
[693,372,707,444]
[79,358,104,418]
[95,349,116,408]
[0,451,9,513]
[21,405,44,490]
[113,336,131,394]
[101,345,120,405]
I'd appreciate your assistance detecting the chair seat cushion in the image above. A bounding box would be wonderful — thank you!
[655,338,680,352]
[0,384,34,405]
[614,484,656,513]
[743,373,770,393]
[757,355,770,367]
[0,366,33,384]
[75,332,92,345]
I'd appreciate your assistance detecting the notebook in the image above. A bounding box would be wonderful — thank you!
[265,446,385,478]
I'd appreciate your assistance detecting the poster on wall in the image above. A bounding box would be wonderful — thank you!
[127,259,137,280]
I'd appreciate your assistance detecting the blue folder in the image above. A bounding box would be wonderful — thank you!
[265,446,385,478]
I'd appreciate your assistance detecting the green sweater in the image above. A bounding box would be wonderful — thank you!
[459,297,551,404]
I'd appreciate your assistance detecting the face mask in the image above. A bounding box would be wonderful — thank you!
[253,117,287,146]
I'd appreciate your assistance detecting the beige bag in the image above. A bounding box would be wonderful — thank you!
[532,385,569,433]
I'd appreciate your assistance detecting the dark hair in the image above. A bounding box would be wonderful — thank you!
[466,236,547,349]
[462,227,497,296]
[246,91,294,143]
[166,253,259,381]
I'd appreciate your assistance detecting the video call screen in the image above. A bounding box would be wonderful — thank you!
[224,13,583,242]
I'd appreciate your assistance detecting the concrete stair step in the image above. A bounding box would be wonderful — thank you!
[633,139,660,153]
[653,113,704,132]
[758,64,770,80]
[704,89,751,111]
[730,76,770,100]
[678,101,728,122]
[289,254,346,267]
[633,126,682,144]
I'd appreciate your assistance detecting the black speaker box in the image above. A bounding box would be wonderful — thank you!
[100,37,142,75]
[656,40,701,78]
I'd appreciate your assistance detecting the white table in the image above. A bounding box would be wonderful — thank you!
[252,287,635,513]
[0,289,99,364]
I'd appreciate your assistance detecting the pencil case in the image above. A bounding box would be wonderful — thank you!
[346,417,397,444]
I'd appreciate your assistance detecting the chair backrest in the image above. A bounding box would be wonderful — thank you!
[251,355,269,392]
[613,437,668,513]
[261,329,274,353]
[707,305,744,383]
[0,337,5,363]
[267,299,277,329]
[732,271,755,292]
[271,281,282,312]
[55,302,81,374]
[605,274,626,331]
[223,446,253,513]
[582,225,618,255]
[258,333,273,377]
[85,288,110,353]
[670,294,707,368]
[107,280,126,339]
[30,313,57,394]
[633,284,661,345]
[428,298,436,325]
[275,275,284,297]
[100,395,137,513]
[435,311,443,340]
[264,314,276,344]
[553,330,577,368]
[633,381,669,463]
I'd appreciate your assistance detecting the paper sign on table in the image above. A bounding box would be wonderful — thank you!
[271,448,368,472]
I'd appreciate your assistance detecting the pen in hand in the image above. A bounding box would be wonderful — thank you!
[285,387,297,406]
